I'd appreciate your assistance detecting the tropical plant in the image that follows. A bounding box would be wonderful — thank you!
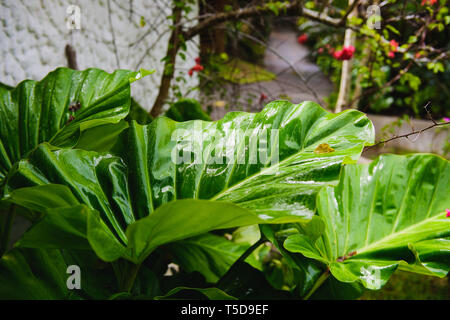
[283,153,450,297]
[0,67,448,300]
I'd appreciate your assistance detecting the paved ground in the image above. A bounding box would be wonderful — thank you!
[210,28,334,120]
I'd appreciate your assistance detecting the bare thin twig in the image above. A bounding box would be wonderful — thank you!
[363,103,449,153]
[107,0,121,69]
[424,101,437,125]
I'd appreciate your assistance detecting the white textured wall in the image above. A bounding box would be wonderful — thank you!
[0,0,199,111]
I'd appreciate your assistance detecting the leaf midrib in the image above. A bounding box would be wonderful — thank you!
[209,112,359,201]
[354,213,447,256]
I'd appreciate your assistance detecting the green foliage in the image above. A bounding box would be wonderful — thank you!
[0,67,151,184]
[3,101,374,264]
[126,98,153,125]
[167,233,260,283]
[206,56,276,85]
[284,154,450,290]
[165,98,211,121]
[361,270,449,300]
[0,68,448,300]
[0,248,117,299]
[305,1,450,118]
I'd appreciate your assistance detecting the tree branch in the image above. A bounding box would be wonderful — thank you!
[363,117,449,153]
[64,44,78,70]
[150,6,182,118]
[183,1,305,40]
[149,1,351,117]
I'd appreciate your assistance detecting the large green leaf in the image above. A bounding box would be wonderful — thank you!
[112,100,373,220]
[154,286,237,300]
[125,98,153,125]
[165,98,211,121]
[0,67,151,184]
[4,185,277,263]
[3,101,374,263]
[0,247,117,299]
[260,224,323,297]
[216,261,294,299]
[284,154,450,290]
[167,233,260,283]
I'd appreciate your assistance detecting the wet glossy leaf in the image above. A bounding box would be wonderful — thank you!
[0,67,151,184]
[154,286,237,300]
[0,247,117,299]
[314,143,335,154]
[216,261,294,299]
[260,224,323,297]
[112,100,374,221]
[165,98,211,121]
[167,233,259,283]
[4,101,374,263]
[284,154,450,290]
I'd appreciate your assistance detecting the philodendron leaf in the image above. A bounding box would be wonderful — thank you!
[284,154,450,290]
[113,100,373,220]
[260,224,323,298]
[154,286,237,300]
[167,233,260,283]
[124,199,293,263]
[165,98,211,121]
[0,67,152,184]
[4,101,374,263]
[0,247,118,299]
[216,261,294,299]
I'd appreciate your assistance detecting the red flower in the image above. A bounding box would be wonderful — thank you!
[446,209,450,218]
[421,0,437,5]
[346,45,356,54]
[297,34,308,44]
[192,64,204,72]
[333,46,355,60]
[333,50,343,60]
[318,47,324,54]
[415,52,422,59]
[259,93,268,102]
[195,57,201,64]
[188,62,204,76]
[390,40,399,52]
[388,51,395,58]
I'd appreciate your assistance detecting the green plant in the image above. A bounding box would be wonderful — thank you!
[303,0,450,118]
[283,154,449,297]
[0,68,448,300]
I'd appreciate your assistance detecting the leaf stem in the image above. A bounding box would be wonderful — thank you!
[0,204,16,257]
[237,237,267,264]
[122,262,142,293]
[217,236,267,284]
[112,259,142,293]
[303,268,330,300]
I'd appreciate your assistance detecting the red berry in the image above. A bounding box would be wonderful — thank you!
[297,34,308,44]
[259,93,268,104]
[193,64,204,71]
[333,46,355,60]
[333,50,343,60]
[422,0,437,5]
[390,40,399,52]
